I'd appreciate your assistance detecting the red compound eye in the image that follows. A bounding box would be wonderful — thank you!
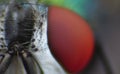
[48,6,94,73]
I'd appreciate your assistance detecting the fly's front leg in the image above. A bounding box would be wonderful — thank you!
[20,51,42,74]
[0,53,12,74]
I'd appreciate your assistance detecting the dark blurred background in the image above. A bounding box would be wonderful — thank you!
[81,0,120,74]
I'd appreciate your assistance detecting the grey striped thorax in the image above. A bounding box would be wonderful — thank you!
[0,0,66,74]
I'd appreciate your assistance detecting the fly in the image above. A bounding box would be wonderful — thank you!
[0,0,66,74]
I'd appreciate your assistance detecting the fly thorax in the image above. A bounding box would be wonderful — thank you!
[4,2,36,54]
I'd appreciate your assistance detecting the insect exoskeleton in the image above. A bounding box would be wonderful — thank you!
[0,0,66,74]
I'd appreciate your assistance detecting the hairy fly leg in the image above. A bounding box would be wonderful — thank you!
[20,50,43,74]
[0,53,12,74]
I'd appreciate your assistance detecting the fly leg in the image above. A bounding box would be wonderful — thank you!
[20,50,42,74]
[0,53,13,74]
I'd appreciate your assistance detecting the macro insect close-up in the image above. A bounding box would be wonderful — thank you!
[0,0,118,74]
[0,0,96,74]
[0,0,66,74]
